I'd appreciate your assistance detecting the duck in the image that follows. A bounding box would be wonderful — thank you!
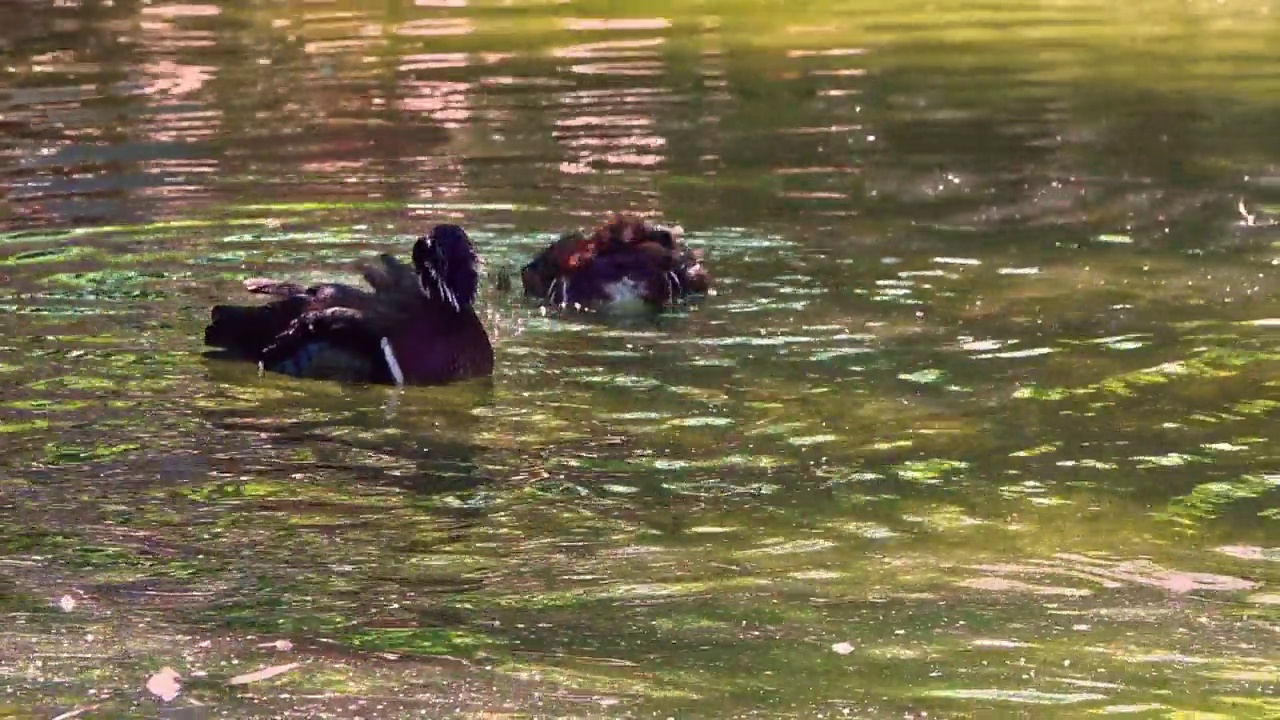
[203,223,493,386]
[519,214,712,313]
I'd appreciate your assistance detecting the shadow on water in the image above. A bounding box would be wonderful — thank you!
[197,349,500,487]
[0,0,1278,717]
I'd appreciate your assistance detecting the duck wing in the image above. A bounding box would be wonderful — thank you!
[255,256,427,384]
[205,254,430,384]
[204,271,382,356]
[257,305,395,384]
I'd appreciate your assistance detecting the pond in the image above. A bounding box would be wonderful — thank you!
[1,0,1277,717]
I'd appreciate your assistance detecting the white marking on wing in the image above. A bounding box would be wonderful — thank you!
[380,337,405,386]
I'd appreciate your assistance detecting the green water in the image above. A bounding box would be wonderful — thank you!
[1,0,1278,717]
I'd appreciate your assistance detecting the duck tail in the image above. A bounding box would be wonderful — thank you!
[203,296,308,358]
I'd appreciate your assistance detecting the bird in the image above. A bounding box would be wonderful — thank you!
[518,214,712,314]
[202,223,493,386]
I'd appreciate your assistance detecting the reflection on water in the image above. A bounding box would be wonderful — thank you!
[1,0,1278,717]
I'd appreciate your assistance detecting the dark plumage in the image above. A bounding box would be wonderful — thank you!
[203,224,493,386]
[519,214,712,313]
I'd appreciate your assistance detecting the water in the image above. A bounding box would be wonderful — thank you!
[2,0,1278,717]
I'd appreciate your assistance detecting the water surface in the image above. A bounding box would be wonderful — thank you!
[1,0,1278,717]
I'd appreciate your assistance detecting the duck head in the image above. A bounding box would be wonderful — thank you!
[413,223,481,312]
[520,214,712,313]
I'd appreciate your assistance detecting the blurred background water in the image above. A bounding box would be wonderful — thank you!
[0,0,1277,717]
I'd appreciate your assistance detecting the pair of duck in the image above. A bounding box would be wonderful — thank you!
[203,215,713,386]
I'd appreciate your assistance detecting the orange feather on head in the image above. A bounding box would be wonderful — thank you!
[545,232,596,273]
[586,214,663,254]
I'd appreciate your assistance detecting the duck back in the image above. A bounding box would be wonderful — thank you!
[203,294,310,360]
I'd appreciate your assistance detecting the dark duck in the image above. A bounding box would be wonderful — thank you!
[203,224,493,386]
[519,214,712,314]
